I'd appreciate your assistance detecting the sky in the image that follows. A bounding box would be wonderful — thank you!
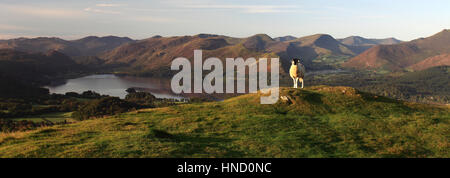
[1,0,449,41]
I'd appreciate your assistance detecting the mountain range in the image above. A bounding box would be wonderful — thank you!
[100,33,366,75]
[0,30,448,76]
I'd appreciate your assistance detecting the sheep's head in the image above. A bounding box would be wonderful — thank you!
[292,58,300,65]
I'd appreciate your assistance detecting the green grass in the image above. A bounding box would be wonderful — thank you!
[7,112,74,123]
[311,55,351,69]
[0,86,448,158]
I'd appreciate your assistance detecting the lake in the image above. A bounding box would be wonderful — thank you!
[45,74,185,99]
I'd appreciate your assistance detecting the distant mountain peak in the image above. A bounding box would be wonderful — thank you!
[251,33,273,39]
[431,29,450,37]
[295,34,339,47]
[75,35,133,41]
[242,34,274,51]
[196,34,220,38]
[315,34,336,41]
[81,36,99,39]
[339,36,402,46]
[310,34,333,38]
[274,35,296,42]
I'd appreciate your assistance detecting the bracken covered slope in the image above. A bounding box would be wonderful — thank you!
[343,29,450,71]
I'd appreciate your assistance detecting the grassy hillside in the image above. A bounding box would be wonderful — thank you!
[7,112,74,123]
[0,86,448,158]
[0,49,85,87]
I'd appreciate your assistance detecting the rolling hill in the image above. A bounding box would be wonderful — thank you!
[0,37,79,56]
[0,36,134,57]
[0,86,448,158]
[338,36,402,54]
[343,29,450,71]
[0,49,83,85]
[409,54,450,71]
[71,36,135,56]
[0,49,87,98]
[0,72,50,99]
[338,36,402,46]
[291,34,356,56]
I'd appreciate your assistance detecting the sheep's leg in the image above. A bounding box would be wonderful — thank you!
[294,78,299,88]
[300,78,304,88]
[295,78,297,88]
[292,78,296,88]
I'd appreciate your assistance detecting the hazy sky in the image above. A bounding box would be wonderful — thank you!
[1,0,449,41]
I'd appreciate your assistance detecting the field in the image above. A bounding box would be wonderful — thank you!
[0,86,448,158]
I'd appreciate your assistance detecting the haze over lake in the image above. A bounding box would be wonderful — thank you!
[46,74,184,99]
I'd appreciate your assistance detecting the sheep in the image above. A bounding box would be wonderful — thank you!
[289,58,305,88]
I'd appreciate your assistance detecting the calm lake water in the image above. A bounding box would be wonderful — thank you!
[45,74,185,99]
